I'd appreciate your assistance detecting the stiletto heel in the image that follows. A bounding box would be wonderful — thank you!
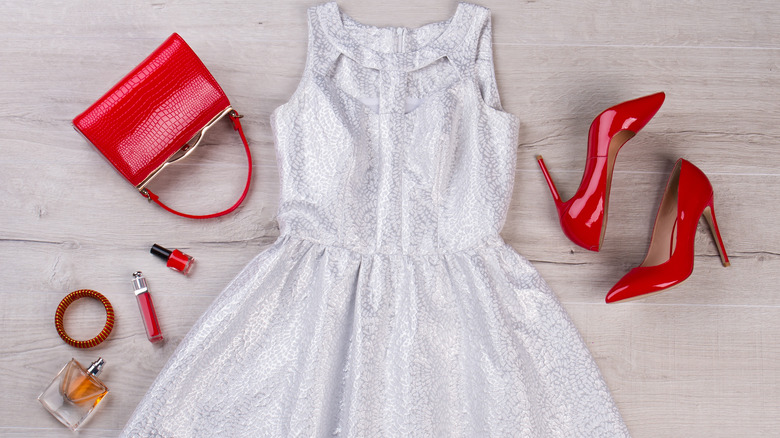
[605,159,730,303]
[537,155,563,210]
[537,92,665,251]
[702,198,731,267]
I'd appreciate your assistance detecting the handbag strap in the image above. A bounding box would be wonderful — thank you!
[142,111,253,219]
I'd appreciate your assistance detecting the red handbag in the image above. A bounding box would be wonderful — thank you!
[73,33,252,219]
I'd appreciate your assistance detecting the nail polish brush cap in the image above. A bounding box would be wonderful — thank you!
[150,244,172,261]
[150,244,194,274]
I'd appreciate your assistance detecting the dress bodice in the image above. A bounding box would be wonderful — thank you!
[271,2,519,255]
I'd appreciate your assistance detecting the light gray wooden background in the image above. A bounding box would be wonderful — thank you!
[1,0,778,436]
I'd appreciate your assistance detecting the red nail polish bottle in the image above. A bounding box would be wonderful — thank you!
[131,271,164,343]
[150,244,194,275]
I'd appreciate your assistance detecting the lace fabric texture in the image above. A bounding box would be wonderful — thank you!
[121,3,630,437]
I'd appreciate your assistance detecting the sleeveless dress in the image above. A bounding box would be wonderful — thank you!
[121,3,630,437]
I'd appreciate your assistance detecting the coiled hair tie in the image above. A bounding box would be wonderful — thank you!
[54,289,115,348]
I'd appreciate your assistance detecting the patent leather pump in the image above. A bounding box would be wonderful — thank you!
[537,92,666,251]
[605,159,730,303]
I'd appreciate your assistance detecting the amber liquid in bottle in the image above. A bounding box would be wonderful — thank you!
[60,364,107,405]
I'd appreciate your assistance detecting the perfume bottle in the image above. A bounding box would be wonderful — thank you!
[38,358,109,431]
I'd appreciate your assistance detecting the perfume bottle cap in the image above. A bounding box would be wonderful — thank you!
[150,244,173,261]
[86,358,105,376]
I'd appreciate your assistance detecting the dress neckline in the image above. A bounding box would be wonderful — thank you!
[317,2,472,72]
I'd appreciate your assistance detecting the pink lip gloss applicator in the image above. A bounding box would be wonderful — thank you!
[131,271,164,343]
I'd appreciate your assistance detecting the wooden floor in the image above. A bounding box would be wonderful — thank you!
[2,1,778,436]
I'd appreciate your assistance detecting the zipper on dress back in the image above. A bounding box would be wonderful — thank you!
[395,28,406,52]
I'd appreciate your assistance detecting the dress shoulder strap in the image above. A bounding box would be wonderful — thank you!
[304,3,361,77]
[273,3,342,110]
[446,4,505,111]
[473,8,504,111]
[303,4,339,77]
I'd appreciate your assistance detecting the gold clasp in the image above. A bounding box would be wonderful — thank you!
[135,106,235,191]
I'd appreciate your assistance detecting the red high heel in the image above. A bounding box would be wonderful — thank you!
[605,159,730,303]
[537,92,666,251]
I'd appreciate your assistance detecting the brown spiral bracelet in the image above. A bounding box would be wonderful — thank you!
[54,289,115,348]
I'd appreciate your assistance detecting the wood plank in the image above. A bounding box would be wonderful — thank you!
[2,40,778,174]
[0,166,775,305]
[0,428,121,437]
[2,1,778,48]
[569,304,780,437]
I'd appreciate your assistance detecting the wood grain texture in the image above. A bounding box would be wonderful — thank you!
[1,0,779,436]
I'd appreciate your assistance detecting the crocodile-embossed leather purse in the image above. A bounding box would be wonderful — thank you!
[73,33,252,219]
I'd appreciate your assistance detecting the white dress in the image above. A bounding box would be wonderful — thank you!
[121,3,630,437]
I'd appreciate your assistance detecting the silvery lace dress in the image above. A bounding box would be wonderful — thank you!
[122,3,629,437]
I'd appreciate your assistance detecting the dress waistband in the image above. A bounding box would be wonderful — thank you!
[278,233,507,258]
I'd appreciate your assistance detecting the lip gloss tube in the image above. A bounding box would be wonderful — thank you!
[150,244,194,275]
[131,271,164,343]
